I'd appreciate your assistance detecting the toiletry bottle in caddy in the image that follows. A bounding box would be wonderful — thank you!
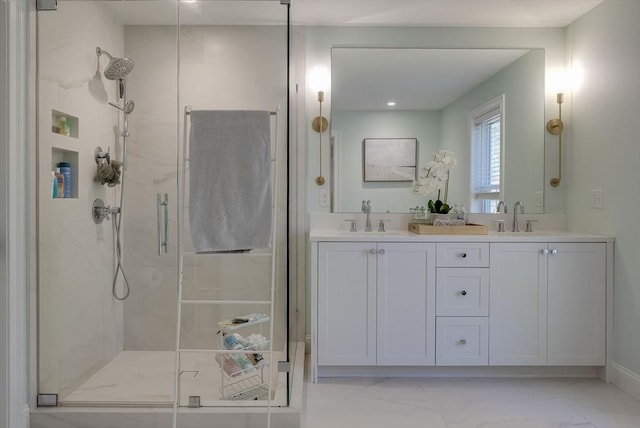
[57,162,71,198]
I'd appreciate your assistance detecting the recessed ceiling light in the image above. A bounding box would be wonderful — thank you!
[387,101,396,107]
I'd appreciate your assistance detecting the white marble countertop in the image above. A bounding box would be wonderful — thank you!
[309,229,614,243]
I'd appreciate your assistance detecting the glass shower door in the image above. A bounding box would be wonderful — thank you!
[36,0,180,407]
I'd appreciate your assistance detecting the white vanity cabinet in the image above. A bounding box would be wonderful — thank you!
[316,241,436,367]
[489,242,606,366]
[310,228,612,381]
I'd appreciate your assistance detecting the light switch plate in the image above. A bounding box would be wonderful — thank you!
[319,189,329,207]
[591,189,603,208]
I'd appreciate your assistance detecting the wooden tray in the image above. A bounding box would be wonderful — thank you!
[408,223,488,235]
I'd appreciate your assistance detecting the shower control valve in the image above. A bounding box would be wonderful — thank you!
[92,198,120,224]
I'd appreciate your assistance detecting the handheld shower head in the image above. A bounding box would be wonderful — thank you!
[96,47,135,80]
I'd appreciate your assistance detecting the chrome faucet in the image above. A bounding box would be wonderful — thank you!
[362,200,372,232]
[512,200,525,232]
[496,200,507,214]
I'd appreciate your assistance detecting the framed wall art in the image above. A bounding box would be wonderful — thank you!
[363,137,417,182]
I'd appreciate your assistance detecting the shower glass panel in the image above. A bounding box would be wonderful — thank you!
[36,0,291,412]
[176,0,291,409]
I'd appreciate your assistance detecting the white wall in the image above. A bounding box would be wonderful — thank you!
[37,1,124,398]
[304,26,567,214]
[566,0,640,397]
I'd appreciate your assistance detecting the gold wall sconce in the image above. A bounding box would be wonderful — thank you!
[547,92,564,187]
[313,90,328,185]
[310,65,330,186]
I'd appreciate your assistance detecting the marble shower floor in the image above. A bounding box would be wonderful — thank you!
[303,367,640,428]
[61,350,286,407]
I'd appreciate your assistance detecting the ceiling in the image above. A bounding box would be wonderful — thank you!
[99,0,603,27]
[291,0,603,27]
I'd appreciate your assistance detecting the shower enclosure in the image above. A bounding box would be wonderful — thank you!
[35,0,294,423]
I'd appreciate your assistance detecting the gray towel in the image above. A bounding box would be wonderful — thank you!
[189,110,272,252]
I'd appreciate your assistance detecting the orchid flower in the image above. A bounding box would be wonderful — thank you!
[412,150,457,213]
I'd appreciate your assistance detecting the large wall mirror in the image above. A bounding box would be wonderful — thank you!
[330,48,545,214]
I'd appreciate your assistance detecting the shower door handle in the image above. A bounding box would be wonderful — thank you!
[157,193,168,255]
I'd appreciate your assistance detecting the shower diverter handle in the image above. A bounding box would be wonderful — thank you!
[157,193,168,255]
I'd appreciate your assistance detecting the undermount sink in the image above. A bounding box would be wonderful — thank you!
[342,231,409,237]
[489,230,567,237]
[326,230,411,238]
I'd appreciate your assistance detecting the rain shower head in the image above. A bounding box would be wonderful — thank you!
[96,47,135,80]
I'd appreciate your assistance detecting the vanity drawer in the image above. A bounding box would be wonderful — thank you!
[436,317,488,366]
[437,243,489,267]
[436,268,489,316]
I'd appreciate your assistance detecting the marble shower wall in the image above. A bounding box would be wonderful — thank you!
[37,1,125,398]
[122,24,289,351]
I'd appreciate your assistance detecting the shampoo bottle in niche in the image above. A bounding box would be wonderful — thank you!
[54,168,64,198]
[57,162,71,198]
[51,171,58,198]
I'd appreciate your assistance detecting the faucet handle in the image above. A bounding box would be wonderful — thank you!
[377,219,389,232]
[525,219,538,233]
[344,219,357,232]
[491,219,505,232]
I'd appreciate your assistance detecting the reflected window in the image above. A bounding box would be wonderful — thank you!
[470,95,504,213]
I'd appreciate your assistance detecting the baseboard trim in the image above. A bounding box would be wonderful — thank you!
[611,362,640,400]
[317,365,601,379]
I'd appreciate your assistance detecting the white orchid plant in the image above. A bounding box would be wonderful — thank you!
[412,150,457,214]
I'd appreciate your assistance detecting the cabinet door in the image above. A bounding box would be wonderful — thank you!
[317,242,377,365]
[490,243,547,365]
[548,243,606,365]
[376,242,436,365]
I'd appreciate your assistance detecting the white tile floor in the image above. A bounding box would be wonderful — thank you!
[303,372,640,428]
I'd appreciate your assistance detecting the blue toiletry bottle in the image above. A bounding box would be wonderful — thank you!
[58,162,71,198]
[51,171,58,198]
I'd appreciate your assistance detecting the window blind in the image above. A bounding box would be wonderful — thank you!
[472,107,501,201]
